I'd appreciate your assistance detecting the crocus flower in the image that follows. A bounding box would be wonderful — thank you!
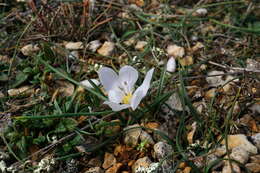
[166,57,176,72]
[98,66,154,111]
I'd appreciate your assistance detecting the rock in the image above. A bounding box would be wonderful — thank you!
[0,151,9,160]
[139,130,155,146]
[123,124,142,147]
[179,56,193,66]
[166,57,176,73]
[21,44,40,56]
[88,40,102,52]
[206,71,225,87]
[221,134,257,154]
[246,163,260,173]
[222,162,241,173]
[55,80,75,97]
[80,79,100,89]
[230,146,249,164]
[0,160,6,173]
[132,157,152,173]
[251,133,260,150]
[205,154,220,168]
[166,44,185,58]
[165,93,183,111]
[250,155,260,164]
[88,157,102,167]
[194,8,208,16]
[191,42,204,52]
[183,167,192,173]
[68,51,79,59]
[102,152,116,169]
[64,159,78,173]
[153,119,178,142]
[97,42,115,56]
[65,42,84,50]
[153,142,172,160]
[85,167,104,173]
[105,163,123,173]
[135,41,148,51]
[205,88,217,99]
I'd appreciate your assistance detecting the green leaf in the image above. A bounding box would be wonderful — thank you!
[0,73,8,81]
[33,136,46,145]
[55,118,78,133]
[11,71,28,88]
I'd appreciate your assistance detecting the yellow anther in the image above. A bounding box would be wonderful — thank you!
[122,93,132,104]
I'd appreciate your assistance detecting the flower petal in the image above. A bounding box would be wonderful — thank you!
[80,79,100,89]
[118,66,138,93]
[98,67,118,92]
[108,89,124,104]
[166,57,176,72]
[131,68,154,110]
[104,101,131,111]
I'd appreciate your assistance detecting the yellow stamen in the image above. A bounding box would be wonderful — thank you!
[122,93,132,104]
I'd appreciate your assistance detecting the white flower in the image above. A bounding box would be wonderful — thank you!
[80,79,100,89]
[166,57,176,72]
[98,66,154,111]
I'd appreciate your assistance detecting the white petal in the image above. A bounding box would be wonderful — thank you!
[166,57,176,72]
[104,101,130,111]
[131,68,154,109]
[130,90,143,110]
[80,79,100,89]
[98,67,118,92]
[108,89,124,104]
[118,66,138,93]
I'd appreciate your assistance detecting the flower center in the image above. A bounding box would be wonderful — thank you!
[122,93,132,104]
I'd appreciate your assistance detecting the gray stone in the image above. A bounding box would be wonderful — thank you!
[85,167,104,173]
[153,142,172,160]
[132,157,152,173]
[124,124,142,147]
[251,133,260,150]
[230,146,249,164]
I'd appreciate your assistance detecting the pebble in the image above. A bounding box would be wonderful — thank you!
[183,167,192,173]
[139,130,155,146]
[179,56,194,66]
[85,167,104,173]
[166,57,176,73]
[21,44,40,56]
[0,160,6,173]
[221,134,257,154]
[194,8,208,16]
[102,152,116,169]
[153,142,172,160]
[251,133,260,150]
[105,163,123,173]
[230,146,249,164]
[65,42,84,50]
[97,41,115,56]
[166,44,185,58]
[245,163,260,173]
[222,162,241,173]
[135,41,148,51]
[250,155,260,164]
[88,157,102,167]
[132,157,152,173]
[88,40,102,52]
[123,124,142,147]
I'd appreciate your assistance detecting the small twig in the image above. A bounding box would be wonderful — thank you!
[199,57,260,73]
